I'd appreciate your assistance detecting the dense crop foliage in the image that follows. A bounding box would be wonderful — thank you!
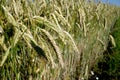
[0,0,120,80]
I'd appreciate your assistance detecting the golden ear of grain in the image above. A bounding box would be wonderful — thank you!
[40,29,64,68]
[0,25,3,34]
[54,11,71,31]
[109,35,116,47]
[63,31,80,55]
[13,0,18,17]
[19,23,48,61]
[33,16,66,44]
[51,13,62,31]
[33,16,58,32]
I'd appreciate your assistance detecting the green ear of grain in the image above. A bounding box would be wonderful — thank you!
[2,5,17,26]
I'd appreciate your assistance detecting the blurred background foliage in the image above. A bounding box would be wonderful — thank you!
[89,17,120,80]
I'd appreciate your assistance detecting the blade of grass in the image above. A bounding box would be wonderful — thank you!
[0,46,11,67]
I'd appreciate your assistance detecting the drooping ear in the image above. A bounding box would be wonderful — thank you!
[30,40,48,61]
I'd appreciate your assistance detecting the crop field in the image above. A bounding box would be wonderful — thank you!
[0,0,120,80]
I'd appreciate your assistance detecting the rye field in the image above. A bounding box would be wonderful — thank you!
[0,0,120,80]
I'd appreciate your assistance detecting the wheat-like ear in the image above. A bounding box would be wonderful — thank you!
[0,26,3,34]
[109,35,116,47]
[12,0,18,17]
[33,16,57,31]
[32,16,66,44]
[33,16,64,36]
[54,11,71,31]
[63,31,80,55]
[2,5,17,27]
[19,23,49,62]
[40,29,64,68]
